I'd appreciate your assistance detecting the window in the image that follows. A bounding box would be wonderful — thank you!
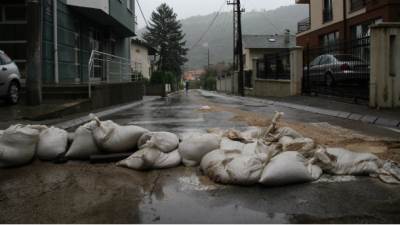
[350,0,366,12]
[351,18,383,39]
[0,52,12,65]
[4,5,26,21]
[320,31,339,46]
[323,0,333,23]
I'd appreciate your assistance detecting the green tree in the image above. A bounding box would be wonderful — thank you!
[143,4,188,81]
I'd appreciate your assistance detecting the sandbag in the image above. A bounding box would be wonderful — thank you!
[267,127,303,142]
[117,148,181,170]
[259,151,322,186]
[201,149,242,184]
[314,148,380,175]
[241,127,265,140]
[220,138,245,151]
[242,140,279,155]
[279,136,315,152]
[92,116,149,153]
[179,133,220,166]
[0,125,43,168]
[225,153,269,185]
[37,127,68,161]
[65,121,100,160]
[138,132,179,153]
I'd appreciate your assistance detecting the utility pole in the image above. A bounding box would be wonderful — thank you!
[207,47,210,70]
[26,0,43,105]
[227,0,244,96]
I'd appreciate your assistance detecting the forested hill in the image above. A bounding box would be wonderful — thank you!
[138,4,308,70]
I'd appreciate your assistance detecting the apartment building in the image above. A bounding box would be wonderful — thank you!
[296,0,400,47]
[0,0,136,83]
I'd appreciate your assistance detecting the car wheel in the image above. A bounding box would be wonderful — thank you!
[7,81,19,105]
[325,73,335,87]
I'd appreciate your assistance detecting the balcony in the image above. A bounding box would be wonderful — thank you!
[66,0,135,37]
[298,17,310,33]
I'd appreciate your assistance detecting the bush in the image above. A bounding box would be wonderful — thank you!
[200,69,217,91]
[150,71,177,85]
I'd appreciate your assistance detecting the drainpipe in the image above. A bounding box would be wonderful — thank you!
[343,0,348,50]
[53,0,59,84]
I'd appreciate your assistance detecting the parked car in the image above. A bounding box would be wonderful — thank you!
[306,54,369,87]
[0,50,21,104]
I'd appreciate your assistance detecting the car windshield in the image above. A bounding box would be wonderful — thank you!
[0,52,12,64]
[334,55,364,62]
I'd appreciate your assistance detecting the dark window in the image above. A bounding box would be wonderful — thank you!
[4,6,26,21]
[320,31,339,46]
[0,52,12,65]
[350,0,366,12]
[323,0,333,23]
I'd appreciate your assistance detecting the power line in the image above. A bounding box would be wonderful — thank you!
[189,0,226,50]
[136,0,149,27]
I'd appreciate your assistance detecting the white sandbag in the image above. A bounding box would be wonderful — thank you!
[65,121,100,160]
[117,148,181,170]
[0,125,42,168]
[279,136,315,152]
[179,133,221,167]
[241,127,264,140]
[37,127,68,161]
[242,140,277,155]
[92,117,149,153]
[259,151,322,186]
[225,153,269,185]
[0,130,3,137]
[138,132,179,153]
[267,127,303,142]
[220,138,245,151]
[314,148,380,175]
[201,149,242,184]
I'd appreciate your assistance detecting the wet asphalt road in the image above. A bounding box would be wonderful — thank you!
[1,90,400,224]
[103,90,400,223]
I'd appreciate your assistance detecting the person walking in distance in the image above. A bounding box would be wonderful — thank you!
[185,80,189,95]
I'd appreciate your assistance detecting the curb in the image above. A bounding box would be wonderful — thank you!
[53,96,160,130]
[201,90,400,129]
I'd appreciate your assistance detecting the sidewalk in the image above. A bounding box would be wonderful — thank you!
[209,91,400,129]
[0,96,160,130]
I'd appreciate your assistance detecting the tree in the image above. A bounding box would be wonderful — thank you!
[143,4,188,81]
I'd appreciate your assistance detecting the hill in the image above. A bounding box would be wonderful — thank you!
[139,4,309,70]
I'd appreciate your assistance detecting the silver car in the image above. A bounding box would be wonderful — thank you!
[0,50,21,104]
[307,54,369,87]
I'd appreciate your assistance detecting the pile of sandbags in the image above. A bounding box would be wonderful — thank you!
[2,111,400,188]
[0,124,46,167]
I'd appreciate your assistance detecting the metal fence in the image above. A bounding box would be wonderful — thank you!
[88,50,142,98]
[303,37,370,101]
[256,50,291,80]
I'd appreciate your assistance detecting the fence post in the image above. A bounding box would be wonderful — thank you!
[290,47,304,96]
[370,23,400,108]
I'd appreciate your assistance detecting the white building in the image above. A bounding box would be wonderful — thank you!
[131,38,157,79]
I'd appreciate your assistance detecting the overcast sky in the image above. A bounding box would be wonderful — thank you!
[135,0,295,29]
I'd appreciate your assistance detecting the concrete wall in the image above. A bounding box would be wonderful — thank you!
[217,76,233,94]
[109,0,135,34]
[91,82,144,108]
[145,84,166,97]
[253,79,291,98]
[370,23,400,108]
